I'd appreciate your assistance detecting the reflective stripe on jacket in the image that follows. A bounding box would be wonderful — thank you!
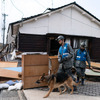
[76,49,87,61]
[59,43,69,59]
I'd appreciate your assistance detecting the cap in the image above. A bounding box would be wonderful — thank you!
[56,35,64,41]
[80,42,86,48]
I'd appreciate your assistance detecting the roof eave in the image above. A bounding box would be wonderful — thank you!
[8,2,100,26]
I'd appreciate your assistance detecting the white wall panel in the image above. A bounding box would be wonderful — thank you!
[7,26,15,44]
[19,16,48,35]
[18,6,100,38]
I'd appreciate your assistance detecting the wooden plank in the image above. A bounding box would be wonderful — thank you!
[23,76,47,89]
[23,55,48,66]
[22,55,25,89]
[49,56,58,59]
[22,55,49,89]
[24,65,48,77]
[91,68,100,73]
[0,68,21,79]
[91,62,100,68]
[49,56,59,74]
[86,61,100,68]
[0,61,18,68]
[50,59,59,74]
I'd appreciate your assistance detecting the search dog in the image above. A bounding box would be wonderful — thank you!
[36,72,80,98]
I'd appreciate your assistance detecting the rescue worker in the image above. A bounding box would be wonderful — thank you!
[74,42,91,85]
[56,35,75,80]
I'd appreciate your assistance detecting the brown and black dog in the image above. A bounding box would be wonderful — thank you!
[36,72,80,98]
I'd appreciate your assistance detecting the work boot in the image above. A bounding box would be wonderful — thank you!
[81,78,84,86]
[76,76,79,83]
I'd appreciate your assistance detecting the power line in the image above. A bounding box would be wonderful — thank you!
[51,0,53,8]
[10,0,24,18]
[34,0,46,9]
[59,13,100,30]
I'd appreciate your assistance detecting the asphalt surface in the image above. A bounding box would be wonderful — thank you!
[23,81,100,100]
[0,90,26,100]
[0,81,100,100]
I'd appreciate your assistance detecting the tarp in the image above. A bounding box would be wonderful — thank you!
[85,69,100,76]
[3,67,22,72]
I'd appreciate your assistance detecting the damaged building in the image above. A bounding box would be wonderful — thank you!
[2,2,100,63]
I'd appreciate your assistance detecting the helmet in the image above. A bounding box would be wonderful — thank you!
[56,35,64,41]
[80,42,86,48]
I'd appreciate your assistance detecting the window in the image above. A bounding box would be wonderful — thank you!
[73,38,88,51]
[65,38,70,45]
[73,38,79,49]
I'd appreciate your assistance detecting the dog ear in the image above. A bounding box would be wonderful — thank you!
[41,73,45,80]
[42,73,45,76]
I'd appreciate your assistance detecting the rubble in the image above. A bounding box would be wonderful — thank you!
[0,61,22,80]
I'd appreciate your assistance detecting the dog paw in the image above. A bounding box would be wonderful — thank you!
[59,93,62,95]
[43,96,48,98]
[70,92,73,95]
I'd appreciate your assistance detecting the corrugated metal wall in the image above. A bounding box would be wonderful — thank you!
[18,33,47,52]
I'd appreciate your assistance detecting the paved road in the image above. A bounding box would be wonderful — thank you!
[0,81,100,100]
[76,82,100,96]
[23,81,100,100]
[0,90,26,100]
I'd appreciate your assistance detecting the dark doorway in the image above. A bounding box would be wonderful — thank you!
[50,39,60,55]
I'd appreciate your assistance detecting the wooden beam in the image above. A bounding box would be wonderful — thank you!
[0,61,18,68]
[0,68,21,79]
[23,76,47,89]
[23,55,48,66]
[49,56,59,74]
[86,61,100,68]
[24,65,48,77]
[22,55,49,89]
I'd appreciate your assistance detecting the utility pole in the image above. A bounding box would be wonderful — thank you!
[2,13,7,48]
[2,0,8,48]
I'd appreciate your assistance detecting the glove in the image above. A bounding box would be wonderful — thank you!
[58,58,63,63]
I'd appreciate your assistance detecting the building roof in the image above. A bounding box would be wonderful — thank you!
[9,2,100,25]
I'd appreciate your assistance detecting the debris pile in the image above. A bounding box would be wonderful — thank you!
[0,80,23,91]
[0,61,22,80]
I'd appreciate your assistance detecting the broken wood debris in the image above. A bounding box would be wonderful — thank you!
[22,54,49,89]
[0,61,22,80]
[86,62,100,73]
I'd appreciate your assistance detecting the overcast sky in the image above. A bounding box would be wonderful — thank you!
[0,0,100,43]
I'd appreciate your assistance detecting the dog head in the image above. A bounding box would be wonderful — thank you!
[36,73,46,84]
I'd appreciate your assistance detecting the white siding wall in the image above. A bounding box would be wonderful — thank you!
[19,16,49,35]
[71,8,100,37]
[18,6,100,38]
[7,26,16,44]
[48,8,72,34]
